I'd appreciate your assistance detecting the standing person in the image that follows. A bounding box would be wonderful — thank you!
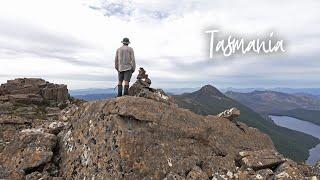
[115,37,136,97]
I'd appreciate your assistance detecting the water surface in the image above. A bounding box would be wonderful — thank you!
[269,115,320,165]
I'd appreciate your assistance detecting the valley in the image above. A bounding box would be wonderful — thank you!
[270,115,320,165]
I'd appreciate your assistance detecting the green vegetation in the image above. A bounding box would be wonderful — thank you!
[174,87,320,162]
[272,109,320,126]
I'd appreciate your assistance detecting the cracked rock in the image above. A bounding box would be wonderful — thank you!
[239,150,286,170]
[0,131,57,179]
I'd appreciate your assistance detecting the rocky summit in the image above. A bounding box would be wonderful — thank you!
[59,96,274,179]
[0,78,81,179]
[0,78,79,149]
[0,78,69,105]
[0,78,320,179]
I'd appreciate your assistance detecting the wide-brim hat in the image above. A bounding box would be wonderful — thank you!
[121,37,130,44]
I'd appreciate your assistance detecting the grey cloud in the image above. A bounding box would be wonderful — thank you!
[2,53,320,89]
[149,11,169,20]
[0,20,87,50]
[0,73,116,82]
[147,53,320,88]
[1,0,319,89]
[89,1,134,18]
[101,3,133,17]
[0,44,101,67]
[0,20,100,67]
[88,0,186,20]
[42,74,116,82]
[138,56,214,72]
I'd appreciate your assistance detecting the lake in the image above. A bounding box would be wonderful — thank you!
[269,115,320,165]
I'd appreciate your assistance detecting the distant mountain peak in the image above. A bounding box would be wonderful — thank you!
[195,84,226,97]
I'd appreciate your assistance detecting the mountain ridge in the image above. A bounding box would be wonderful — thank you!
[226,90,320,114]
[174,85,320,162]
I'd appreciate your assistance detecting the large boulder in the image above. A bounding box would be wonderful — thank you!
[0,78,72,129]
[217,107,240,121]
[238,150,286,170]
[42,84,68,103]
[0,130,57,179]
[0,115,33,146]
[274,159,304,179]
[58,96,275,179]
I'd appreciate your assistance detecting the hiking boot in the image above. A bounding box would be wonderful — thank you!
[117,85,123,97]
[123,85,129,95]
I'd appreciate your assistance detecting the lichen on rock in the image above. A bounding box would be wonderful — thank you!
[57,96,280,179]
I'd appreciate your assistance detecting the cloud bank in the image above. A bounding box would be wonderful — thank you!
[0,0,319,89]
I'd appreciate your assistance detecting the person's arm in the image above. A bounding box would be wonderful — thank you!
[131,48,136,72]
[115,49,119,71]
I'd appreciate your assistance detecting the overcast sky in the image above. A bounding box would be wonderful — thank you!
[0,0,319,89]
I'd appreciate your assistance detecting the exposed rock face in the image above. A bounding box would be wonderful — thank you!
[0,79,74,153]
[238,150,285,170]
[274,159,304,179]
[217,107,240,121]
[217,108,245,131]
[0,121,69,179]
[58,96,277,179]
[0,131,57,178]
[0,78,81,179]
[0,78,69,105]
[8,94,43,105]
[1,78,320,179]
[56,94,320,179]
[0,115,32,144]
